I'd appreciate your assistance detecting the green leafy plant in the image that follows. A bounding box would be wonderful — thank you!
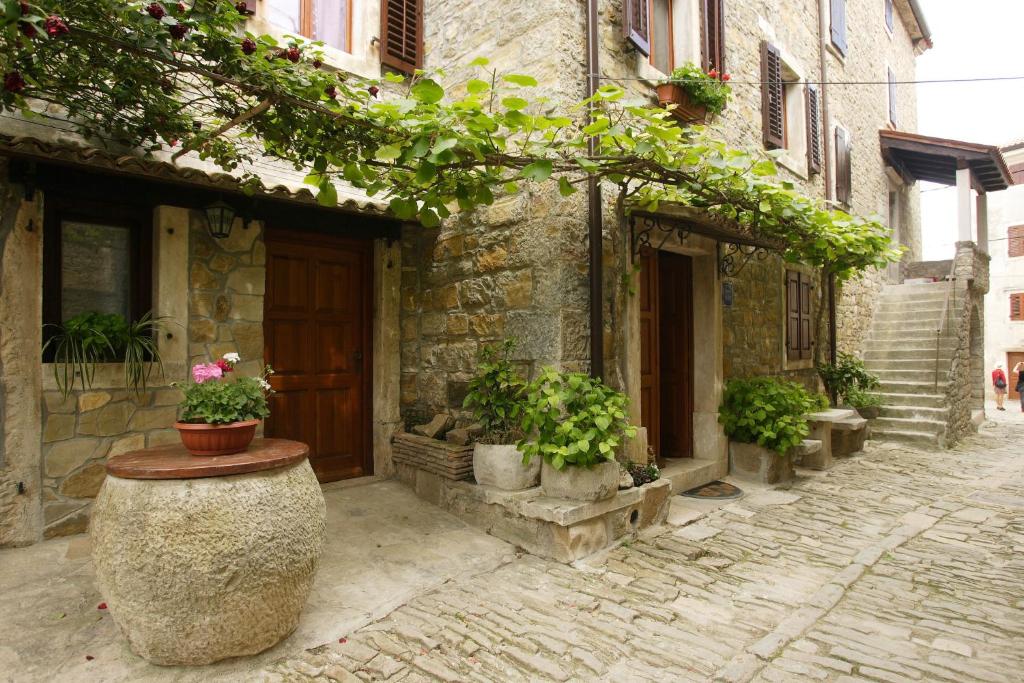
[43,311,165,397]
[843,386,881,410]
[518,368,636,470]
[659,63,732,114]
[178,357,272,424]
[817,353,880,406]
[463,339,525,444]
[718,377,828,454]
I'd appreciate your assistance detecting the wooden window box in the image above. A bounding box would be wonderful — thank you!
[655,83,709,125]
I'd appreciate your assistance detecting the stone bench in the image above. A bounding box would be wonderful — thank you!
[801,409,868,469]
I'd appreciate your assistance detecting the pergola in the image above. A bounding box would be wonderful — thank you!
[880,130,1014,253]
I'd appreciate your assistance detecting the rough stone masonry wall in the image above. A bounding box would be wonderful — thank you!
[187,212,266,377]
[943,243,990,445]
[400,0,591,422]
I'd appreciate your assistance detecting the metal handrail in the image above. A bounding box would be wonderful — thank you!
[933,261,958,392]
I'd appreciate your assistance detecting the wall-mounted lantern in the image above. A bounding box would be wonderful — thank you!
[203,200,237,239]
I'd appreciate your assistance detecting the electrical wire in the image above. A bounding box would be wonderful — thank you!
[588,74,1024,85]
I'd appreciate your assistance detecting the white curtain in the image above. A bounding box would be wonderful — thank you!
[313,0,349,52]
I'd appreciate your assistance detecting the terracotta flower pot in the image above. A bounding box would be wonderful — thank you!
[655,83,710,124]
[174,420,260,456]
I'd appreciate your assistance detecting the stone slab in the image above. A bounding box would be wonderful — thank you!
[106,438,308,479]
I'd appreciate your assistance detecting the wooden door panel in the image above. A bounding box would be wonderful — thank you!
[264,230,372,483]
[658,251,694,459]
[638,250,660,458]
[1009,352,1024,400]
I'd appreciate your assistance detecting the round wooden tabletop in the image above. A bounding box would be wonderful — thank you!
[106,438,309,480]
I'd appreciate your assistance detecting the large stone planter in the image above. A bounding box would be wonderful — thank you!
[91,440,326,665]
[473,443,539,490]
[540,460,619,501]
[729,441,794,485]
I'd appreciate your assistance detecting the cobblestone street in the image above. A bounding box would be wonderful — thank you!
[267,415,1024,683]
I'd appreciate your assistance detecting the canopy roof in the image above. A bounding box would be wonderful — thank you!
[880,130,1013,193]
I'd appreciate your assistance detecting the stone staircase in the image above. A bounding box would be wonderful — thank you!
[862,281,958,448]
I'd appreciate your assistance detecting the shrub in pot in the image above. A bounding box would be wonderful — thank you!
[655,62,731,124]
[463,340,537,490]
[719,377,827,483]
[174,354,273,456]
[518,368,636,502]
[817,353,881,410]
[843,387,882,420]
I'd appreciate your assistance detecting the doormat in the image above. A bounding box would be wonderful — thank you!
[679,481,743,500]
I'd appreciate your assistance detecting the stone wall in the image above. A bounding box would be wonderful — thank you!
[943,242,990,445]
[188,213,266,376]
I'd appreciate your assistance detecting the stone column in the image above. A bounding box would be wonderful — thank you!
[956,165,973,244]
[975,193,989,254]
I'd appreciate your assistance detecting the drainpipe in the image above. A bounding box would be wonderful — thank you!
[586,0,604,379]
[816,0,837,368]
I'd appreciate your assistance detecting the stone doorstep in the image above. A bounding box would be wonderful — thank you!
[446,478,672,527]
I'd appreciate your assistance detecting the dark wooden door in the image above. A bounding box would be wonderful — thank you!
[638,250,660,457]
[1009,352,1024,401]
[658,251,694,459]
[263,229,372,483]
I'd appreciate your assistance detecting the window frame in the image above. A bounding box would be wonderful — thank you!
[265,0,354,53]
[42,196,153,358]
[648,0,676,75]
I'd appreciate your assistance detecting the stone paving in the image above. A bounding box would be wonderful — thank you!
[266,415,1024,682]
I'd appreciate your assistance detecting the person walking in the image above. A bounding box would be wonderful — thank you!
[992,364,1008,411]
[1015,361,1024,413]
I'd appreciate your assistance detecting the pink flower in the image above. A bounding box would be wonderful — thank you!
[191,363,223,384]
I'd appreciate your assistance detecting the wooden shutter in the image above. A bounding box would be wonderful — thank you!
[786,271,814,361]
[885,0,895,32]
[1009,226,1024,258]
[701,0,726,73]
[380,0,422,74]
[805,84,822,174]
[830,0,848,56]
[761,42,785,149]
[623,0,651,56]
[887,68,897,125]
[786,271,801,361]
[835,127,852,205]
[1012,293,1024,321]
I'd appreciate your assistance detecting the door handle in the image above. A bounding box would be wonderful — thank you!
[353,351,364,363]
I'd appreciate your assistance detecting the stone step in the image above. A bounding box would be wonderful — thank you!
[872,416,947,435]
[863,349,954,361]
[878,379,949,395]
[869,428,944,449]
[874,391,946,408]
[879,293,949,303]
[866,363,948,378]
[870,320,951,332]
[867,330,954,341]
[877,404,948,421]
[875,302,950,314]
[872,311,947,322]
[862,340,957,353]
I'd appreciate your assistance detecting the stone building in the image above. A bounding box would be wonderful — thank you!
[0,0,932,547]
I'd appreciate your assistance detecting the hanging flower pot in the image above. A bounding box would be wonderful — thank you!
[655,83,710,125]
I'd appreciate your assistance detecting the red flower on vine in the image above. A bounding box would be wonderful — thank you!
[325,85,337,99]
[286,46,301,63]
[177,2,187,12]
[19,1,29,15]
[43,15,69,37]
[4,72,26,94]
[235,1,254,14]
[169,22,188,39]
[19,21,37,39]
[312,58,323,69]
[241,37,257,55]
[368,85,379,97]
[146,3,166,20]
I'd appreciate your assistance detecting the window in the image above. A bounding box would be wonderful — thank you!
[43,198,152,348]
[885,0,895,33]
[1012,293,1024,321]
[1008,226,1024,258]
[806,84,822,174]
[835,126,853,205]
[624,0,725,75]
[266,0,351,51]
[380,0,423,74]
[887,67,897,126]
[762,42,809,171]
[786,270,814,361]
[830,0,848,56]
[650,0,674,74]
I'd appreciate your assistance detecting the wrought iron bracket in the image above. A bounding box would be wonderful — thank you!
[629,214,691,261]
[718,242,771,277]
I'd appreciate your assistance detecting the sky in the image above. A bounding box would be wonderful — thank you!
[916,0,1024,259]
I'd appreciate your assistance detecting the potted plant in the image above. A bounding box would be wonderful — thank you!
[719,377,827,484]
[518,368,636,502]
[463,340,538,490]
[43,311,165,398]
[174,354,273,456]
[818,353,882,417]
[655,63,731,124]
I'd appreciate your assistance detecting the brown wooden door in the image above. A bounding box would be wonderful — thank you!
[1009,352,1024,401]
[639,250,694,460]
[263,229,372,483]
[638,250,660,457]
[658,251,694,458]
